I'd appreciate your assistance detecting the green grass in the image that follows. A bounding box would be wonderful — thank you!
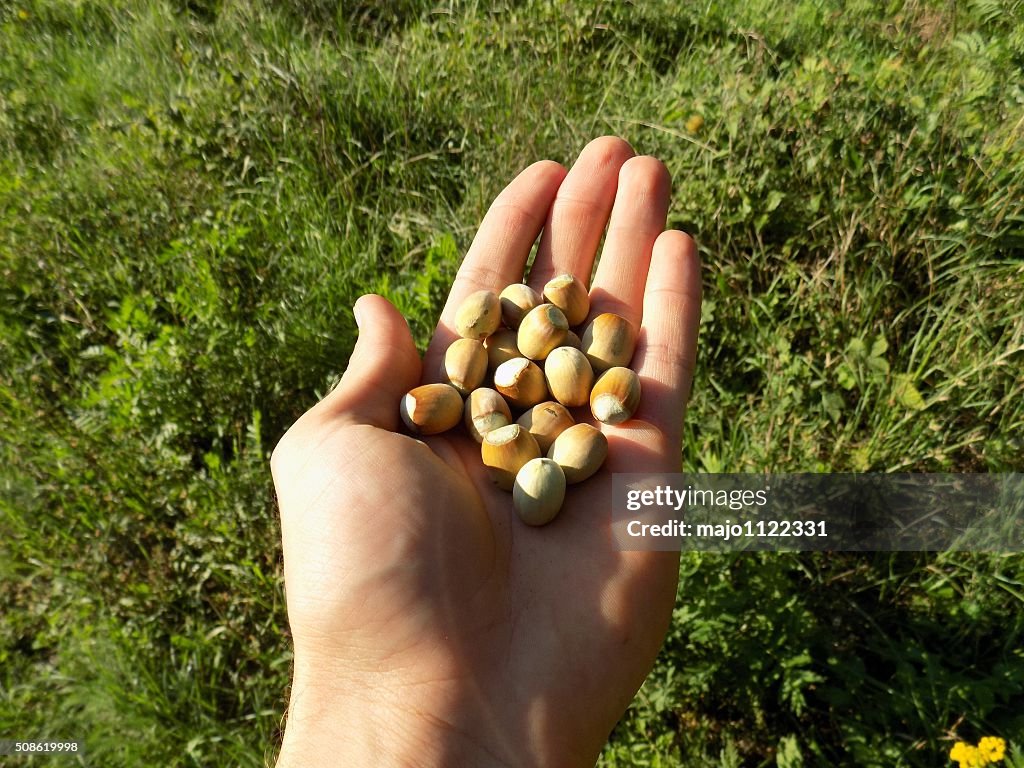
[2,0,1023,765]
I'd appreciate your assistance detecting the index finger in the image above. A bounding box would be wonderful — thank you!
[630,230,702,449]
[422,160,567,381]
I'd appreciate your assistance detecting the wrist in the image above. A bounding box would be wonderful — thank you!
[275,664,517,768]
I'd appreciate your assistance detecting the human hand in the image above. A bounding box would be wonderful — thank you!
[271,136,702,767]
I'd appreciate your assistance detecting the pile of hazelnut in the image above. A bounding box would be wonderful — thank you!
[399,274,640,526]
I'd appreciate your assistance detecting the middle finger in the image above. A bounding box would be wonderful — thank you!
[588,155,671,328]
[527,136,635,291]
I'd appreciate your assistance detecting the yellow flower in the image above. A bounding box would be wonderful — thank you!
[949,742,985,768]
[18,9,30,20]
[978,736,1006,764]
[684,114,704,134]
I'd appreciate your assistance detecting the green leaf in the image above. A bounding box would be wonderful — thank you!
[836,363,857,391]
[869,335,888,358]
[866,355,890,377]
[720,739,742,768]
[776,735,804,768]
[893,374,926,410]
[822,392,844,423]
[851,446,872,471]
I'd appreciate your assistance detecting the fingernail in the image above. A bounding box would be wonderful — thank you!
[353,301,363,329]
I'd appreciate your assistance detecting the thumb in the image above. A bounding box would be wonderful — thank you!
[319,294,422,429]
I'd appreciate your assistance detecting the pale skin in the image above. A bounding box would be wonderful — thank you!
[271,136,702,767]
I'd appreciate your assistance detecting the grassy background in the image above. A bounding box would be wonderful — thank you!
[2,0,1023,765]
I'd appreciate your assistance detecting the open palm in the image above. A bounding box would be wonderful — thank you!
[272,137,702,767]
